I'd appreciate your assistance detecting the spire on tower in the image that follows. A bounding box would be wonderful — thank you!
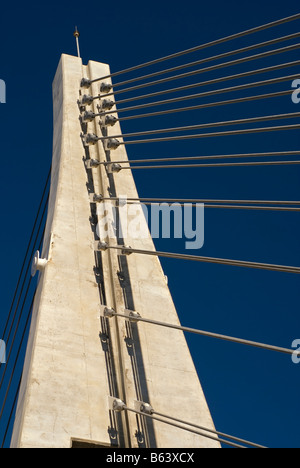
[73,26,81,58]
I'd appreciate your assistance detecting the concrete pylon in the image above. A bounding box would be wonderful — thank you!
[11,54,220,448]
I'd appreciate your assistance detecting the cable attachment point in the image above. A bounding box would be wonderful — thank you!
[31,250,48,277]
[122,245,133,256]
[103,307,116,318]
[105,138,121,151]
[94,241,109,251]
[82,133,99,146]
[79,94,94,106]
[89,193,103,203]
[134,400,154,415]
[105,115,118,127]
[85,159,101,169]
[80,78,92,89]
[108,396,126,412]
[100,82,113,94]
[99,114,118,129]
[81,110,96,123]
[106,163,122,174]
[97,99,115,111]
[125,309,141,323]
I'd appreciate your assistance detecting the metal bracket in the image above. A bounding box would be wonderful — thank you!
[104,138,121,151]
[80,78,92,89]
[105,115,118,127]
[97,99,115,112]
[31,251,48,277]
[85,159,101,169]
[116,196,128,207]
[103,307,116,318]
[99,114,118,129]
[94,241,108,251]
[106,163,122,174]
[79,94,94,106]
[108,396,126,412]
[125,309,141,323]
[100,82,113,94]
[122,245,133,256]
[81,110,95,123]
[89,193,103,203]
[134,400,154,415]
[82,133,99,146]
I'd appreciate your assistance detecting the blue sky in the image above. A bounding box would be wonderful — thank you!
[0,0,299,448]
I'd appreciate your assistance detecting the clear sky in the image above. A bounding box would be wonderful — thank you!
[0,0,299,448]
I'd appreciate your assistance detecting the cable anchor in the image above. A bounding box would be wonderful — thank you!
[80,78,92,89]
[100,82,113,94]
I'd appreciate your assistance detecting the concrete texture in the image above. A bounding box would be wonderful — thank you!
[11,55,220,448]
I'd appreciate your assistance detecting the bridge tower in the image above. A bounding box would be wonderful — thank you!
[10,54,219,448]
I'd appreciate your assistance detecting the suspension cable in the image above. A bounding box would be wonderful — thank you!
[101,196,300,205]
[0,225,46,395]
[99,72,300,115]
[124,405,245,448]
[105,309,298,356]
[109,32,300,90]
[0,291,36,421]
[0,376,21,448]
[115,160,300,170]
[114,90,292,123]
[0,191,49,375]
[89,12,300,82]
[99,73,297,117]
[96,112,300,141]
[151,409,266,449]
[102,43,300,98]
[110,123,300,145]
[0,167,50,347]
[98,150,300,165]
[106,59,300,107]
[97,244,300,274]
[125,202,300,212]
[99,196,300,212]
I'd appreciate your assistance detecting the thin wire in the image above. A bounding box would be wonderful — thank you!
[110,31,300,89]
[97,112,300,141]
[116,160,300,170]
[104,43,300,98]
[124,406,245,448]
[101,245,300,274]
[0,208,48,392]
[115,123,300,145]
[0,191,49,368]
[99,150,300,165]
[108,310,298,356]
[0,375,21,448]
[90,12,300,82]
[0,167,51,346]
[115,90,292,122]
[107,59,300,107]
[0,290,36,421]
